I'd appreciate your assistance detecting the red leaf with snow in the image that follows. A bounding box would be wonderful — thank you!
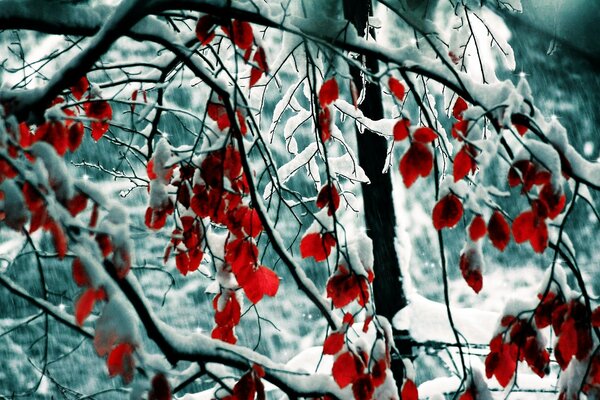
[459,248,483,294]
[195,15,217,45]
[488,211,510,251]
[388,77,405,101]
[326,266,369,308]
[213,293,241,327]
[319,106,332,142]
[300,232,336,262]
[211,325,237,344]
[468,215,487,241]
[452,119,469,140]
[70,76,89,101]
[250,47,268,87]
[452,97,468,120]
[323,332,345,355]
[412,127,438,143]
[401,379,418,400]
[332,352,361,388]
[84,101,112,141]
[512,210,548,253]
[107,343,135,383]
[48,220,67,259]
[432,194,463,230]
[37,121,68,156]
[241,265,279,304]
[75,288,98,326]
[319,78,339,108]
[539,184,566,220]
[148,373,171,400]
[72,258,90,287]
[352,375,374,400]
[399,142,433,188]
[393,118,410,141]
[67,193,88,216]
[145,207,168,230]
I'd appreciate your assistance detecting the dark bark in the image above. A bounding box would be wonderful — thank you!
[342,0,411,388]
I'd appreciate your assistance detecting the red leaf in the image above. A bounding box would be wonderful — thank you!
[242,207,262,238]
[459,247,483,294]
[223,20,254,50]
[453,145,477,182]
[592,307,600,327]
[226,238,259,278]
[195,15,217,45]
[512,210,548,253]
[37,121,68,156]
[323,332,345,355]
[412,127,438,143]
[207,102,230,131]
[468,215,487,241]
[67,193,88,217]
[352,375,374,400]
[326,266,369,308]
[211,325,237,344]
[316,184,340,215]
[401,379,418,400]
[388,77,405,100]
[452,97,468,120]
[511,114,528,136]
[393,118,410,141]
[432,194,463,230]
[70,76,89,101]
[68,121,85,152]
[300,232,336,262]
[241,265,279,304]
[332,352,361,388]
[319,78,339,108]
[145,207,168,230]
[84,101,112,141]
[72,258,90,287]
[539,184,566,220]
[107,343,135,383]
[48,220,68,259]
[75,288,98,326]
[452,119,469,140]
[250,47,268,87]
[232,370,256,400]
[213,293,241,326]
[148,373,171,400]
[175,252,190,276]
[399,142,433,188]
[319,106,332,142]
[488,211,510,251]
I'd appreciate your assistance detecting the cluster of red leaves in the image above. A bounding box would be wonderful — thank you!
[195,16,268,87]
[508,160,566,253]
[450,98,479,182]
[318,78,339,142]
[221,365,266,400]
[485,316,549,387]
[330,345,390,400]
[397,126,438,188]
[211,291,241,344]
[164,216,204,276]
[207,101,248,135]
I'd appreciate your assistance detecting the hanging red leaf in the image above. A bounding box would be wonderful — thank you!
[250,47,268,87]
[36,121,68,156]
[332,352,361,388]
[326,266,369,308]
[412,127,438,143]
[84,100,112,141]
[399,142,433,188]
[488,211,510,251]
[468,215,487,241]
[211,325,237,344]
[393,118,410,141]
[107,343,135,383]
[352,375,374,400]
[241,207,263,238]
[453,145,477,182]
[222,20,254,50]
[72,258,90,287]
[323,332,345,355]
[195,15,218,45]
[207,102,230,131]
[459,246,484,294]
[319,106,333,142]
[67,193,88,217]
[70,76,89,101]
[67,121,85,152]
[226,238,259,277]
[213,293,241,327]
[511,114,529,136]
[316,184,340,215]
[538,184,566,220]
[452,97,468,120]
[48,220,68,259]
[319,78,339,108]
[148,373,171,400]
[241,265,279,304]
[75,287,102,326]
[432,194,463,230]
[452,119,469,140]
[300,232,336,262]
[512,210,548,253]
[388,77,405,100]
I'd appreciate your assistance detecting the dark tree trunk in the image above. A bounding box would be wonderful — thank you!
[342,0,412,389]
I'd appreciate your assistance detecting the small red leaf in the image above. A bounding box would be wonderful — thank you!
[453,145,477,182]
[468,215,487,241]
[316,184,340,215]
[488,211,510,251]
[399,142,433,188]
[75,288,97,326]
[223,20,254,50]
[388,77,405,100]
[195,15,217,45]
[250,47,268,87]
[323,332,345,355]
[70,76,89,101]
[393,118,410,141]
[412,127,438,143]
[452,97,468,120]
[432,194,463,230]
[459,246,483,294]
[84,101,112,141]
[300,232,336,262]
[319,78,339,108]
[107,343,135,383]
